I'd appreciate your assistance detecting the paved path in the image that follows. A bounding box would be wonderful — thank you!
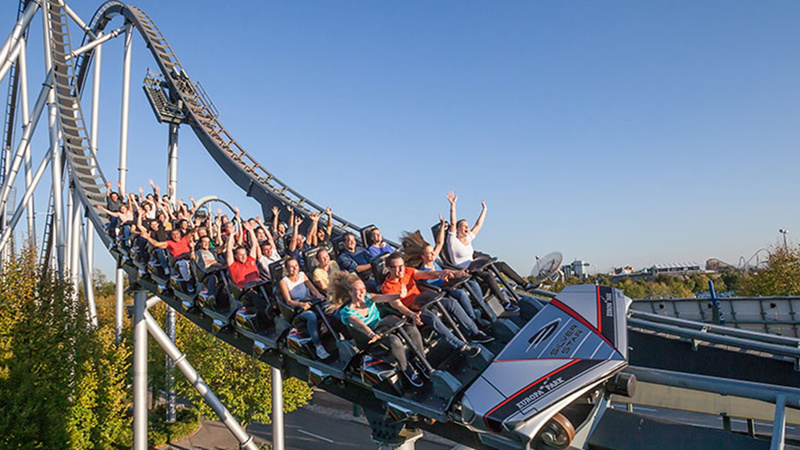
[169,389,455,449]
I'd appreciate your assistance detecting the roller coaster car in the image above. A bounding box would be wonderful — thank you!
[453,284,632,449]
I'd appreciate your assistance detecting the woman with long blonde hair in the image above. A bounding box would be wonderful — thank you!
[327,271,426,388]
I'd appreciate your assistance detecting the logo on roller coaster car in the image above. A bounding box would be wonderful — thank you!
[526,319,560,353]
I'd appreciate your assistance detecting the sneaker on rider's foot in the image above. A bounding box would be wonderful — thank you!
[504,302,520,313]
[459,344,482,358]
[315,345,330,360]
[402,368,424,388]
[470,331,494,344]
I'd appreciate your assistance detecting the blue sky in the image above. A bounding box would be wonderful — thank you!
[1,1,799,277]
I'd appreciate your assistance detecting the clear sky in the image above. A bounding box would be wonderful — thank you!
[2,1,799,277]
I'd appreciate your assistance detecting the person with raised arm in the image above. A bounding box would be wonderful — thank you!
[139,227,194,286]
[446,191,530,311]
[271,205,288,256]
[401,214,485,323]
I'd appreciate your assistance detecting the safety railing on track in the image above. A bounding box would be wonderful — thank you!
[628,310,800,369]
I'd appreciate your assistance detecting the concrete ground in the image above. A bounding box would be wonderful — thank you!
[167,389,455,449]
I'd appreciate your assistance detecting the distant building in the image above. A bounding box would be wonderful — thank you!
[648,262,702,276]
[563,260,590,279]
[613,265,635,275]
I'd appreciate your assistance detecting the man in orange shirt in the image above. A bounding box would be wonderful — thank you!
[380,253,491,357]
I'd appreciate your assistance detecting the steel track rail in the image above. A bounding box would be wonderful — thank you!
[72,1,365,239]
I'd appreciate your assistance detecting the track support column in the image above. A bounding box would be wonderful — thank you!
[165,122,179,422]
[133,290,148,450]
[115,23,133,343]
[143,307,258,450]
[272,367,285,450]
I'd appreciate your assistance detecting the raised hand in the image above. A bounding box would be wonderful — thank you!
[446,191,457,205]
[310,212,320,222]
[149,178,155,187]
[481,200,487,209]
[271,205,279,216]
[326,206,332,215]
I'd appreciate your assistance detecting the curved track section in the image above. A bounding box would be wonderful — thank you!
[44,0,111,248]
[74,1,363,237]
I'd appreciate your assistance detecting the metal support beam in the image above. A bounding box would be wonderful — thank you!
[0,70,52,221]
[133,290,148,450]
[143,308,258,450]
[17,37,35,242]
[0,0,40,75]
[165,122,179,422]
[272,367,285,450]
[115,23,133,343]
[42,1,64,276]
[771,394,786,450]
[0,148,51,252]
[78,224,98,327]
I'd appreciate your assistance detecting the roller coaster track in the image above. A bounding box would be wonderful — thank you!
[20,1,800,448]
[72,1,364,237]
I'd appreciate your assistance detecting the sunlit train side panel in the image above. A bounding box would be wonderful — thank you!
[462,285,630,436]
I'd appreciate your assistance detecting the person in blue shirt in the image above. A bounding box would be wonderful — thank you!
[337,232,377,291]
[327,271,425,388]
[367,227,394,259]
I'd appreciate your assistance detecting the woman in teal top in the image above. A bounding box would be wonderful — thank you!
[328,271,425,388]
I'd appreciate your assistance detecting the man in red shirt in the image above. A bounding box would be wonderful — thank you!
[381,253,490,357]
[140,228,193,283]
[226,221,262,290]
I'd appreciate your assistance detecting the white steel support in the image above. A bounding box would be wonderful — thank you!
[0,0,40,76]
[62,2,96,39]
[165,122,179,422]
[167,123,178,198]
[0,36,24,84]
[771,394,786,450]
[42,1,65,276]
[272,367,285,450]
[115,23,133,343]
[118,22,132,190]
[65,182,73,274]
[0,148,51,253]
[133,290,148,450]
[86,31,101,322]
[79,226,98,327]
[18,37,35,242]
[69,188,81,295]
[66,25,126,62]
[114,267,124,341]
[143,307,258,450]
[0,71,52,219]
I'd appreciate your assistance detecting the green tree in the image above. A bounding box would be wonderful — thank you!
[0,249,131,448]
[739,246,800,296]
[168,309,313,426]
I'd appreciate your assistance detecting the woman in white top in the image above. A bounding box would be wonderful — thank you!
[279,257,329,359]
[446,191,519,310]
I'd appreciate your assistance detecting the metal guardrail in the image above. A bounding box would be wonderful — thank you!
[630,310,800,348]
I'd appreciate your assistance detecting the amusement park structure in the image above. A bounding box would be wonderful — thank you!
[1,2,798,449]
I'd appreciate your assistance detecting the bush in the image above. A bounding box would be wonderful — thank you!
[149,405,201,447]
